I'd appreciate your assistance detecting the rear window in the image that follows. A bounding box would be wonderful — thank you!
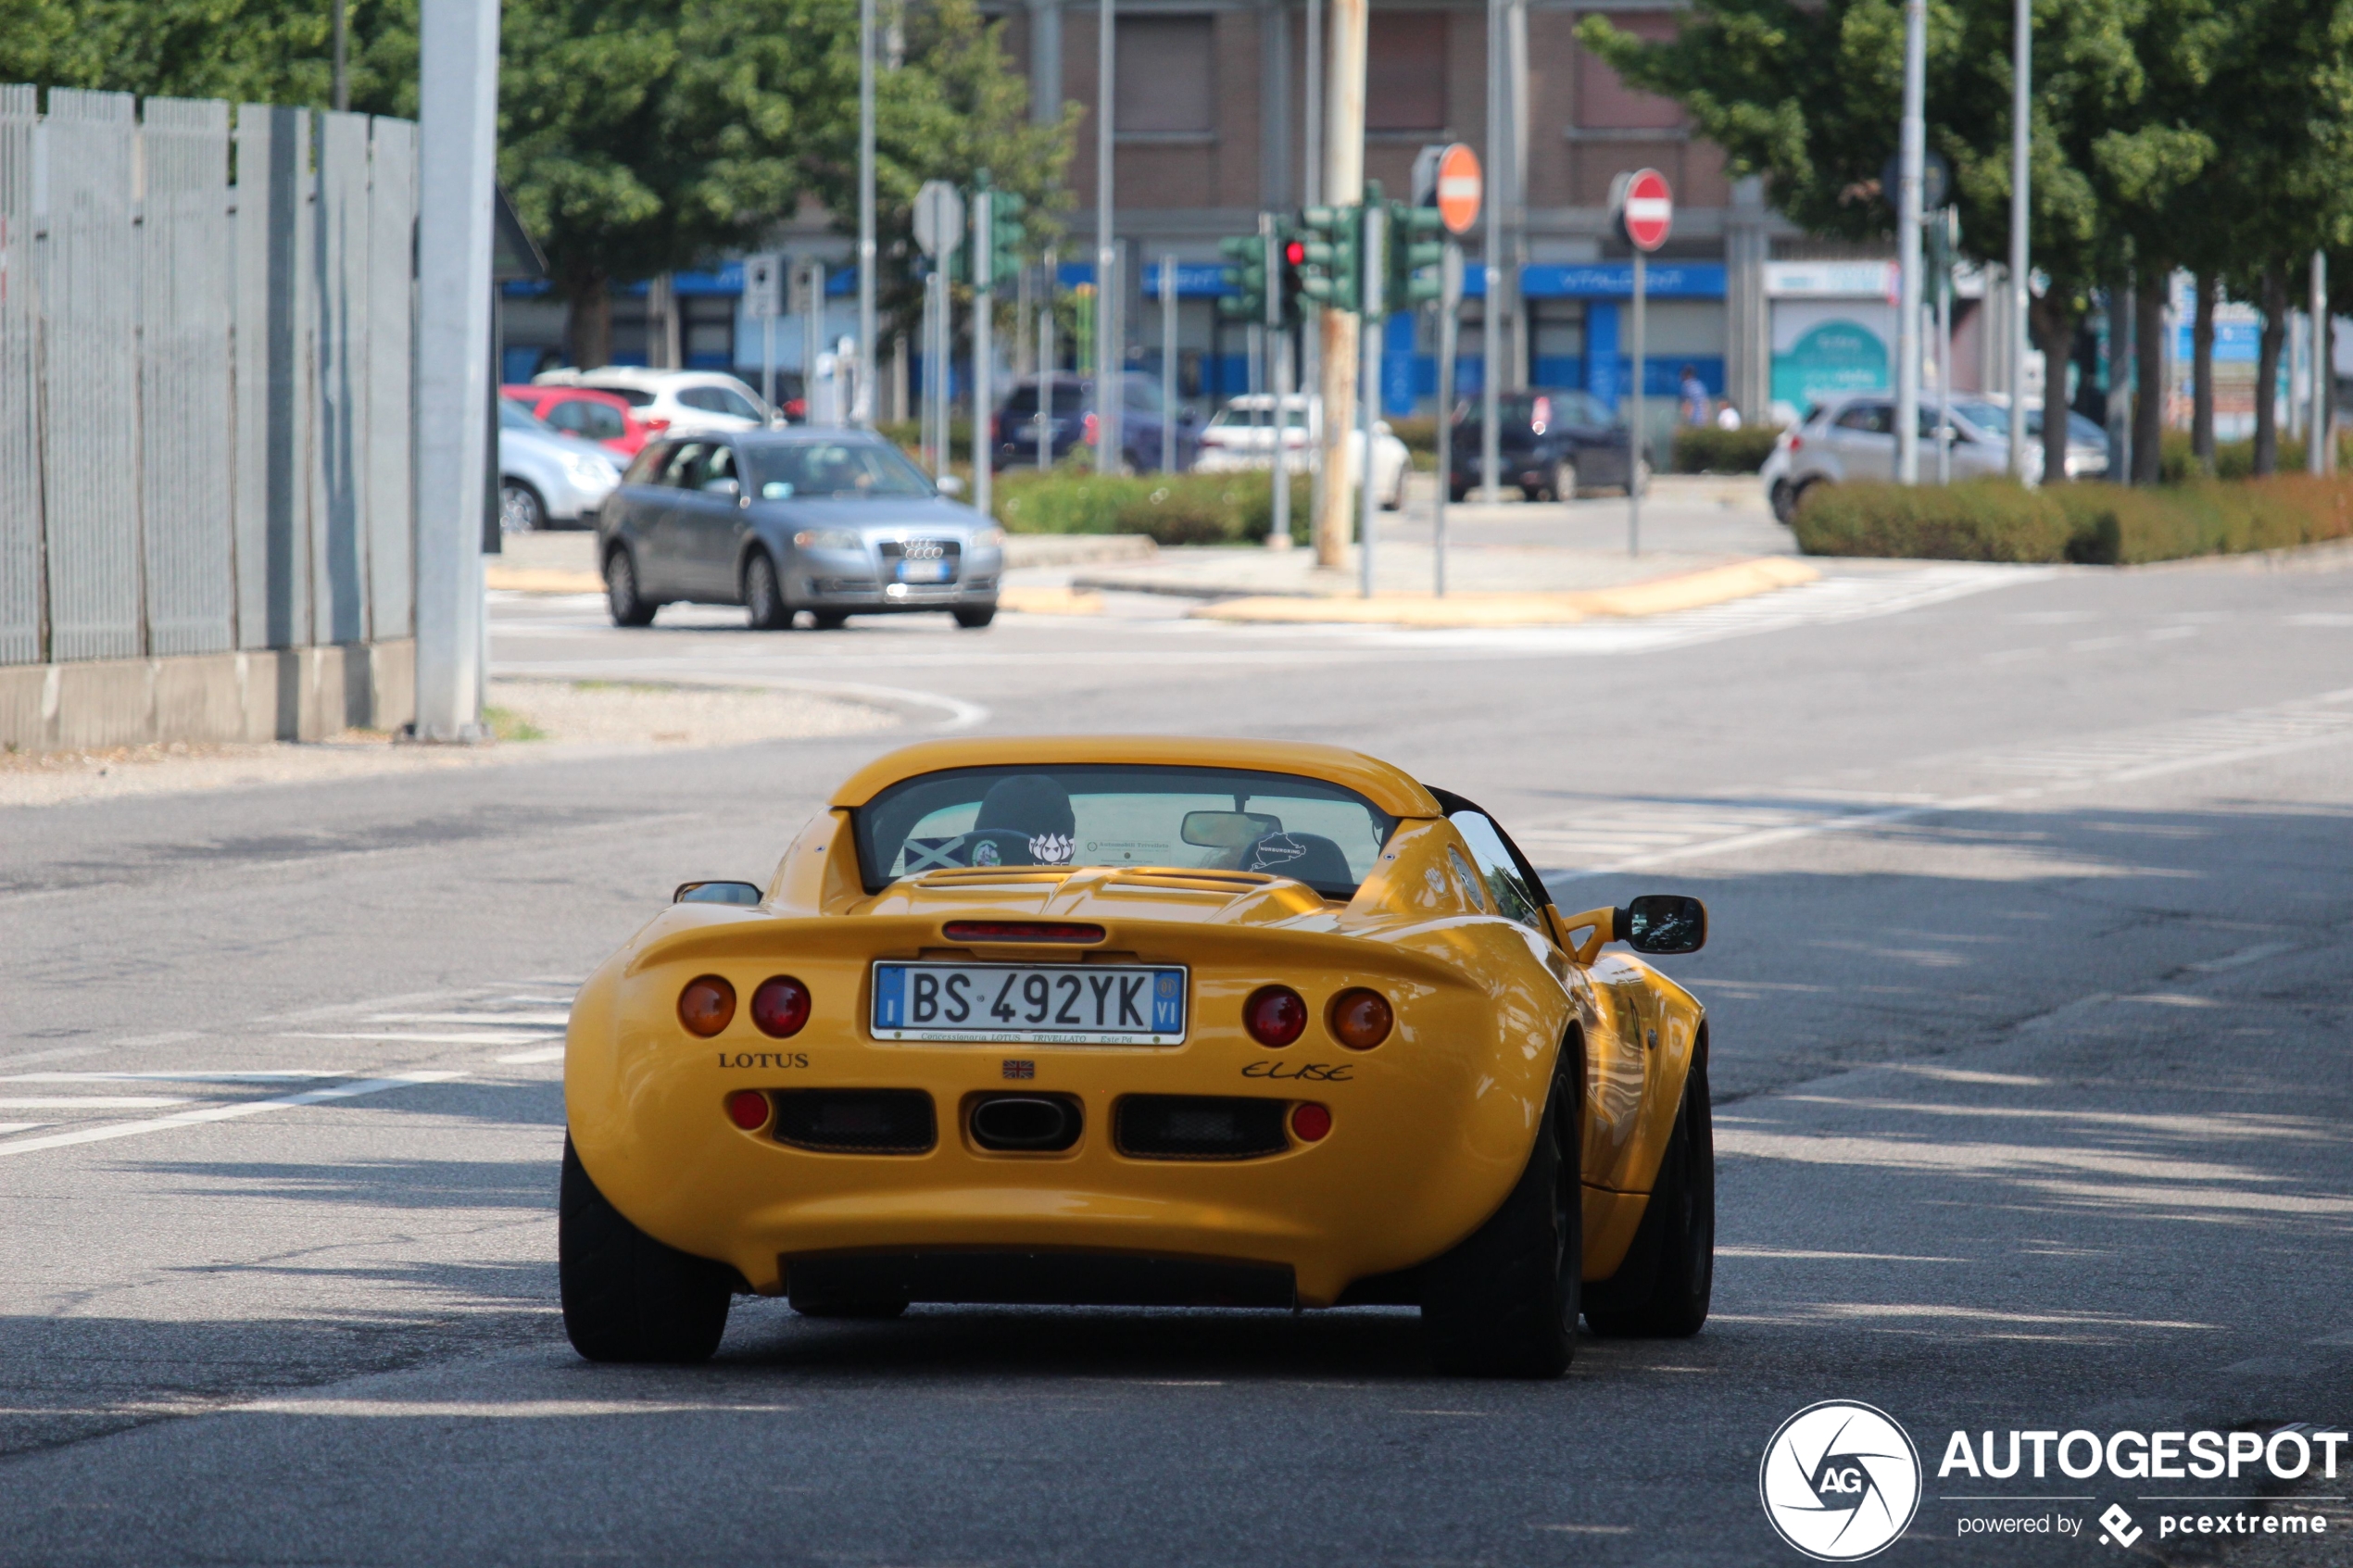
[1000,384,1088,417]
[854,765,1399,899]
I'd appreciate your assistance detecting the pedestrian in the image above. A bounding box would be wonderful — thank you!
[1679,364,1709,426]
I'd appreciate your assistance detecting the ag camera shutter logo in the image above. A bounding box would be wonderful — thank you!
[1759,1401,1923,1561]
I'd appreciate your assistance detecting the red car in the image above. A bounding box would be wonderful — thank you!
[501,384,662,458]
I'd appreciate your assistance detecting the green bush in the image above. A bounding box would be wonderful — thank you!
[1670,424,1785,474]
[992,470,1315,546]
[1792,474,2353,564]
[2154,431,2353,483]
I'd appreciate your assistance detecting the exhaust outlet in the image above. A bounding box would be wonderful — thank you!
[969,1094,1082,1152]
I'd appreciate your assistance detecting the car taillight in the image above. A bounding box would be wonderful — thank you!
[1327,988,1392,1050]
[725,1090,771,1130]
[1244,985,1307,1047]
[1788,434,1803,452]
[1083,412,1099,445]
[679,975,736,1036]
[1291,1103,1332,1142]
[750,976,811,1037]
[645,417,670,433]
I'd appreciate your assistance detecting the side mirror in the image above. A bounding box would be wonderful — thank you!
[1617,894,1706,955]
[674,880,762,906]
[936,474,966,496]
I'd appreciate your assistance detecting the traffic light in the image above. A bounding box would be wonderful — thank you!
[1280,232,1310,324]
[1294,204,1361,315]
[1217,232,1267,322]
[988,189,1026,287]
[1389,201,1444,307]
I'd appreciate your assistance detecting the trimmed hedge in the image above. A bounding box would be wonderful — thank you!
[993,470,1315,546]
[1792,475,2353,564]
[1670,424,1784,474]
[2155,432,2353,483]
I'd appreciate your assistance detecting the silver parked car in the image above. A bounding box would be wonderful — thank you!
[500,399,623,532]
[597,430,1003,630]
[1762,392,2111,524]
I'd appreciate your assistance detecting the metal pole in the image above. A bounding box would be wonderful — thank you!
[922,271,937,470]
[1480,0,1502,502]
[1316,0,1367,567]
[1264,214,1290,549]
[2311,250,2331,474]
[1304,0,1323,209]
[857,0,877,425]
[763,317,774,413]
[1359,201,1384,598]
[1161,252,1177,472]
[804,262,824,422]
[2008,0,2032,481]
[1895,0,1926,483]
[412,0,498,742]
[1270,325,1292,548]
[332,0,349,112]
[1436,241,1460,595]
[975,189,995,519]
[1039,250,1056,471]
[1937,213,1953,485]
[1095,0,1118,473]
[1629,246,1643,556]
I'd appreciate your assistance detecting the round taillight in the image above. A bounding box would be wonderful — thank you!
[725,1090,771,1130]
[1243,985,1307,1047]
[678,975,736,1036]
[1328,988,1393,1050]
[1291,1102,1332,1142]
[750,975,811,1037]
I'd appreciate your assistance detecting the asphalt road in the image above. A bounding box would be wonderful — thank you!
[3,533,2349,1566]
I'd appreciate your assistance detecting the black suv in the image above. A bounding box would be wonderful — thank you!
[1447,389,1642,501]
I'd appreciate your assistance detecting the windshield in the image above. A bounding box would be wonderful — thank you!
[1951,402,2111,447]
[1210,402,1310,430]
[1000,384,1088,417]
[749,441,934,499]
[498,401,555,434]
[855,765,1399,898]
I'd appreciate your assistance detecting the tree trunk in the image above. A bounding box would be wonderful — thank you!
[2133,276,2166,484]
[2031,294,2078,483]
[565,271,613,370]
[2253,265,2286,476]
[2192,272,2216,475]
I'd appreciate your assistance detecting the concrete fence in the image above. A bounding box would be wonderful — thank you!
[0,85,419,749]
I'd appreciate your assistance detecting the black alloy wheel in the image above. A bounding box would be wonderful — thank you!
[1420,1051,1581,1377]
[1582,1046,1714,1338]
[743,551,792,631]
[559,1136,734,1362]
[604,547,656,628]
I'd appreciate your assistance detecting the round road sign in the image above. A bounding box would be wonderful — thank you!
[1619,168,1672,252]
[1436,144,1483,235]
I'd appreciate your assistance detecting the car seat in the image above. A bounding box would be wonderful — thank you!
[1241,831,1354,890]
[974,775,1078,866]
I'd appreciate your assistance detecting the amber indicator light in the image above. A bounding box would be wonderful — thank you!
[1328,988,1393,1050]
[678,975,736,1036]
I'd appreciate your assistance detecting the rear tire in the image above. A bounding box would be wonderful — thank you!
[743,551,792,630]
[1421,1055,1581,1378]
[952,605,997,629]
[560,1136,732,1362]
[1583,1047,1713,1338]
[604,548,656,628]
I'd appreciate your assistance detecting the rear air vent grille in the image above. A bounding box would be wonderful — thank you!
[1105,871,1276,895]
[772,1090,936,1154]
[1115,1095,1289,1161]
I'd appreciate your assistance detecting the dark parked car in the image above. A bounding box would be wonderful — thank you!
[598,430,1002,631]
[991,372,1202,473]
[1447,390,1645,501]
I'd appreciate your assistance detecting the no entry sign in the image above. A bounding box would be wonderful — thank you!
[1617,169,1673,252]
[1436,144,1482,235]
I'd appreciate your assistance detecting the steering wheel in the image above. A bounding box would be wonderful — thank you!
[960,828,1049,869]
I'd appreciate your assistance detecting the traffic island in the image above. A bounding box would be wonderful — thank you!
[1189,557,1819,626]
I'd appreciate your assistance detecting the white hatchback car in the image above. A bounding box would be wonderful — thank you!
[532,367,779,436]
[499,400,623,532]
[1193,394,1412,510]
[1764,394,2017,524]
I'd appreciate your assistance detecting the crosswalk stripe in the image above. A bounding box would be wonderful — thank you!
[0,1073,468,1160]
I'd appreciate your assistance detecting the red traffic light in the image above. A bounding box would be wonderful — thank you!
[1285,239,1306,266]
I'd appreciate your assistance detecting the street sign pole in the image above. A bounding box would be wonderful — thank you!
[1265,213,1290,550]
[1630,245,1644,556]
[1430,242,1462,593]
[1614,168,1670,557]
[801,260,826,423]
[744,252,782,414]
[2312,251,2332,475]
[2008,0,2031,482]
[856,0,875,425]
[1039,248,1056,473]
[1161,252,1177,474]
[1358,199,1385,599]
[1895,0,1927,484]
[1095,0,1118,474]
[975,188,994,520]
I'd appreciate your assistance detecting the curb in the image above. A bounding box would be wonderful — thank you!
[485,567,604,594]
[1187,557,1819,627]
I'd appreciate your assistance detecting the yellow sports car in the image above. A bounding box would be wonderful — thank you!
[560,736,1712,1377]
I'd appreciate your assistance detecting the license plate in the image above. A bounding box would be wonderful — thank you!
[896,558,952,583]
[870,962,1187,1045]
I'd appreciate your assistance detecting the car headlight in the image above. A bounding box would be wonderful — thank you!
[793,529,864,551]
[971,527,1006,550]
[562,450,617,485]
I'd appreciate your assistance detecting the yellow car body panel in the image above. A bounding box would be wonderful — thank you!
[564,737,1704,1310]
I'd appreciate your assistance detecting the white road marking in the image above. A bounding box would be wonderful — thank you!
[231,1398,800,1417]
[0,1097,191,1109]
[4,1071,370,1083]
[0,1073,465,1160]
[363,1011,573,1025]
[0,1123,44,1134]
[2190,940,2299,972]
[0,1046,107,1070]
[496,1046,568,1064]
[283,1031,564,1045]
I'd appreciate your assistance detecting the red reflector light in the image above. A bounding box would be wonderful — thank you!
[1291,1102,1331,1142]
[1328,988,1393,1050]
[725,1090,771,1130]
[1083,412,1099,445]
[751,975,812,1036]
[1788,434,1802,451]
[942,922,1106,944]
[678,975,736,1036]
[1244,985,1307,1047]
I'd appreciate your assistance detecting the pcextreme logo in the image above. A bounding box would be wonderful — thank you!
[1759,1400,1924,1561]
